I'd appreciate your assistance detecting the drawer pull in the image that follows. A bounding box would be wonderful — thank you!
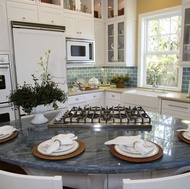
[168,104,188,109]
[75,98,79,101]
[93,96,96,98]
[112,95,115,97]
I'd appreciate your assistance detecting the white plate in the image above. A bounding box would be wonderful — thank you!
[114,142,159,158]
[76,78,87,85]
[0,133,12,140]
[182,132,190,140]
[37,140,79,156]
[119,141,154,155]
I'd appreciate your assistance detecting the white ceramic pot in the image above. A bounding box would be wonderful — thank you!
[88,77,99,88]
[31,104,52,124]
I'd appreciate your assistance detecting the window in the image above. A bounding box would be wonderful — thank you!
[138,7,182,91]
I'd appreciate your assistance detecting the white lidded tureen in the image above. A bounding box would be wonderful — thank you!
[88,77,99,88]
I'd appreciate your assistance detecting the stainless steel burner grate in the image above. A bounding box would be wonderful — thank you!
[48,106,152,130]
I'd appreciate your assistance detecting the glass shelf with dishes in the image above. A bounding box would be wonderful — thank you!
[107,21,124,63]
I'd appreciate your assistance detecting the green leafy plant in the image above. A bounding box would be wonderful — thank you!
[9,50,67,114]
[110,74,130,84]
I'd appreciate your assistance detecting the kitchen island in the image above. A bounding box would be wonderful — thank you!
[1,111,190,189]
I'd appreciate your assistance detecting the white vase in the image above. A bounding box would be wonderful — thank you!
[31,104,52,125]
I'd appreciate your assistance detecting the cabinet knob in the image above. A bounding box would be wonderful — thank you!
[112,95,115,97]
[22,17,26,20]
[51,20,54,23]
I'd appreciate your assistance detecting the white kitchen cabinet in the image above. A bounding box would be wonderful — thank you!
[64,10,94,39]
[6,1,38,22]
[69,91,104,108]
[85,92,104,107]
[106,18,136,66]
[180,3,190,66]
[64,0,93,15]
[94,20,105,66]
[0,0,9,51]
[106,0,136,20]
[105,91,121,107]
[7,0,63,8]
[162,100,190,120]
[38,6,64,25]
[94,0,103,19]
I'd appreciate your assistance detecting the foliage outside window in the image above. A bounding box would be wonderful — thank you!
[138,8,182,90]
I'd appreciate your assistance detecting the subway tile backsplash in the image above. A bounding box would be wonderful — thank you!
[67,66,137,88]
[67,66,189,93]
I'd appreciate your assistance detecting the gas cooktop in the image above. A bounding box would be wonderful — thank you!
[48,106,152,131]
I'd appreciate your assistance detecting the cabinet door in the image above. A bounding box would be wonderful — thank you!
[78,14,94,38]
[64,0,92,15]
[64,11,79,37]
[107,0,124,19]
[65,11,94,38]
[181,5,190,65]
[38,6,64,25]
[0,1,9,51]
[6,1,38,22]
[107,20,124,64]
[94,0,103,19]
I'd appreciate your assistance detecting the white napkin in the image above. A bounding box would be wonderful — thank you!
[177,123,190,132]
[0,125,17,135]
[46,133,78,154]
[105,135,151,155]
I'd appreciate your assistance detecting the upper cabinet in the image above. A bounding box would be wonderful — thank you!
[106,0,136,66]
[6,0,63,8]
[94,0,103,19]
[181,3,190,66]
[64,0,92,15]
[0,0,10,51]
[64,0,94,39]
[107,0,124,19]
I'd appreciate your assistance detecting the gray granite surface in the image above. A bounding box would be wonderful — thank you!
[0,111,190,174]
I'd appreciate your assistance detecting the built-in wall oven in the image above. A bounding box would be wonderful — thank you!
[0,53,15,122]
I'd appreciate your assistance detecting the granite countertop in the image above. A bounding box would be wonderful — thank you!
[68,86,190,103]
[1,112,190,174]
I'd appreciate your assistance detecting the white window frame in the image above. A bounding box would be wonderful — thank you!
[138,6,182,91]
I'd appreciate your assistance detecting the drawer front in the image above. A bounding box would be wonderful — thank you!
[68,95,85,105]
[162,100,190,113]
[85,92,104,101]
[106,92,121,101]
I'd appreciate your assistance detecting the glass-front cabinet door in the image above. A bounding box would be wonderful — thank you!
[107,21,124,63]
[40,0,62,7]
[182,7,190,63]
[94,0,102,19]
[64,0,92,14]
[107,0,124,19]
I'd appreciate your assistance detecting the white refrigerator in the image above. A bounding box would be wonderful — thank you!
[11,21,68,116]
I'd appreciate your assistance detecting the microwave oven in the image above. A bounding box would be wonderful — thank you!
[66,38,95,62]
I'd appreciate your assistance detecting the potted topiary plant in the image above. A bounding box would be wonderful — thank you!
[9,50,67,124]
[110,74,130,88]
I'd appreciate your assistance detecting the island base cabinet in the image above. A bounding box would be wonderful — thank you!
[23,166,179,189]
[162,100,190,120]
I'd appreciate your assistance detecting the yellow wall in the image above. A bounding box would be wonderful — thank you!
[137,0,182,15]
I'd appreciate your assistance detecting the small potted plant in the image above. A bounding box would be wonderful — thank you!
[110,74,130,88]
[9,50,67,124]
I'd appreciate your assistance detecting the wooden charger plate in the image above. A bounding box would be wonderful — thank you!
[110,142,163,163]
[0,131,19,144]
[178,131,190,144]
[32,139,85,160]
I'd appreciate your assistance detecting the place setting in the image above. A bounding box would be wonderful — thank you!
[32,133,85,160]
[177,124,190,144]
[0,125,18,143]
[105,135,163,163]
